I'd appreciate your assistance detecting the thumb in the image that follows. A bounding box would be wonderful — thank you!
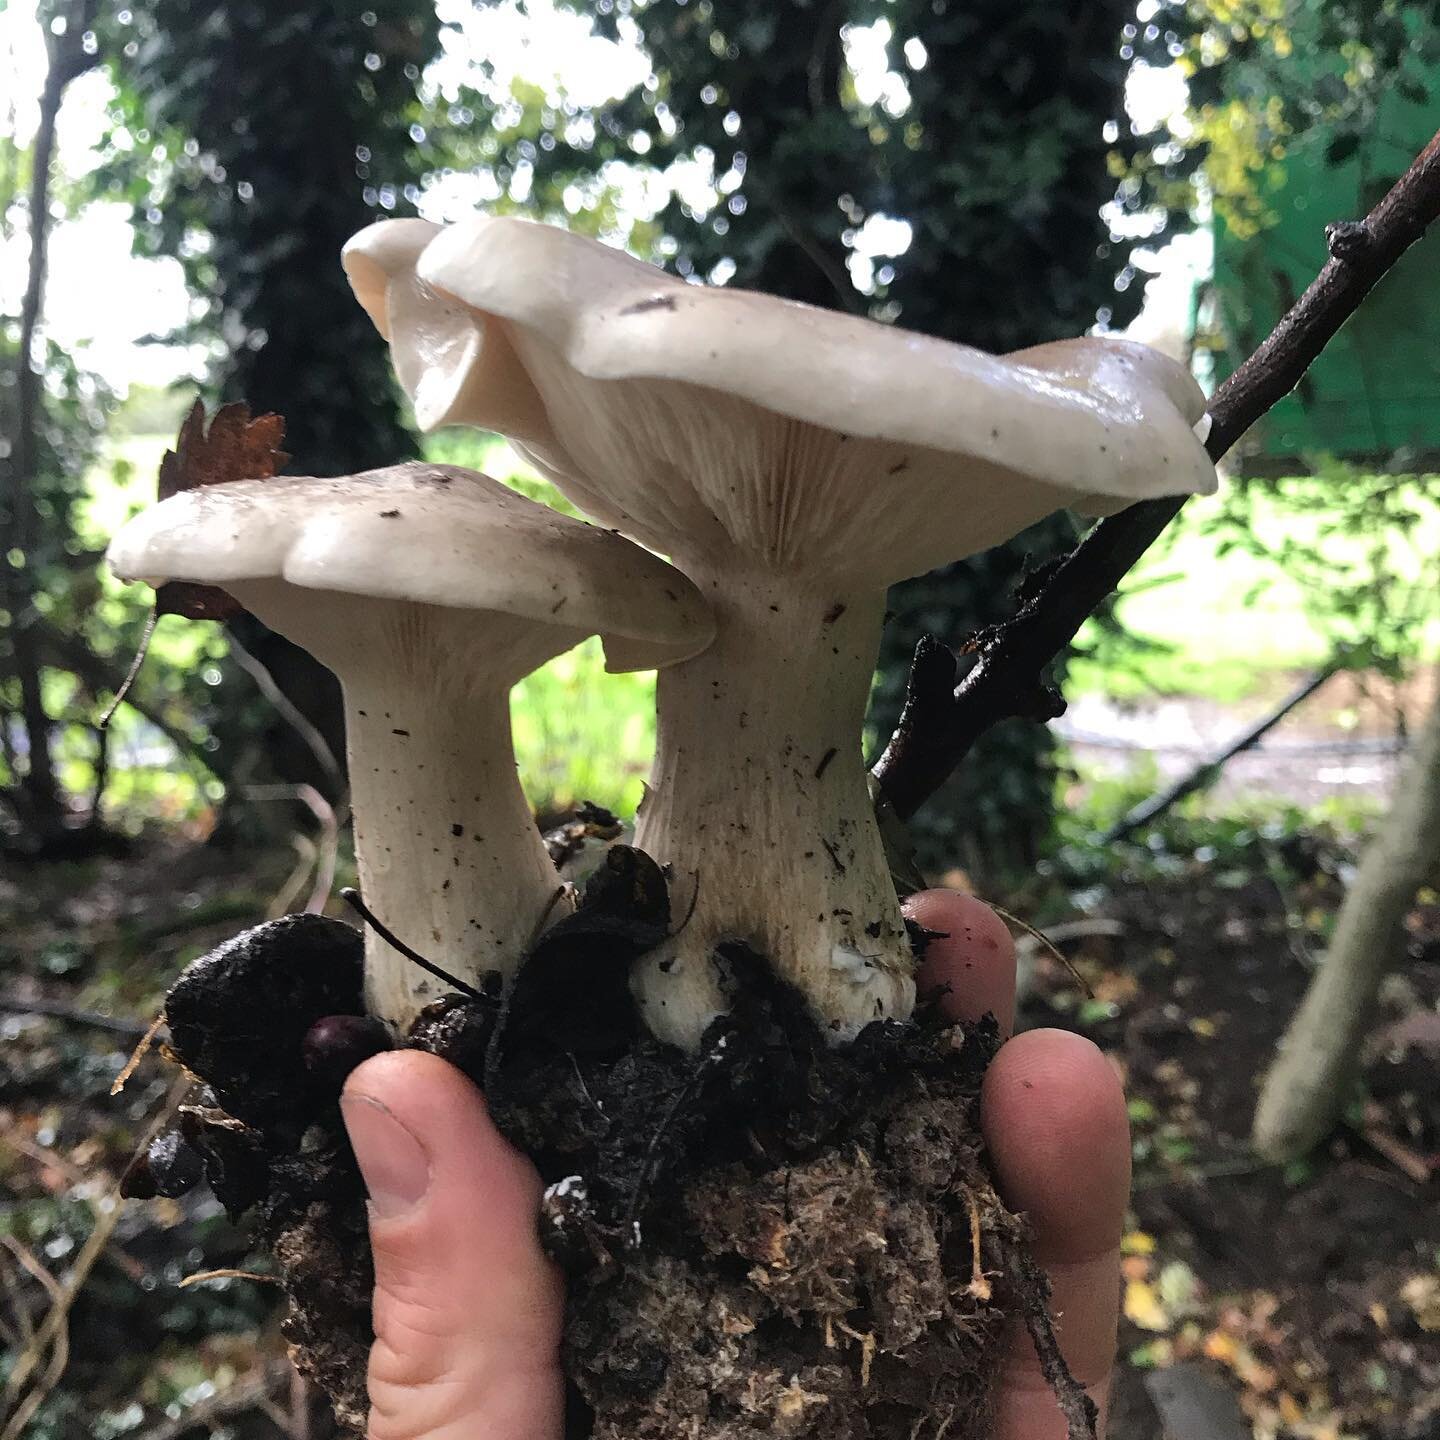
[341,1050,565,1440]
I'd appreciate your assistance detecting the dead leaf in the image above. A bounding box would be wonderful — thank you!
[158,400,288,501]
[1400,1274,1440,1332]
[1125,1278,1170,1331]
[154,400,289,621]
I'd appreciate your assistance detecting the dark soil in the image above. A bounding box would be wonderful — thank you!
[1022,843,1440,1439]
[151,847,1063,1440]
[497,967,1019,1440]
[7,827,1438,1437]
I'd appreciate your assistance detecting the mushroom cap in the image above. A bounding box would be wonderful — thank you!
[342,221,555,443]
[106,461,714,672]
[347,216,1217,585]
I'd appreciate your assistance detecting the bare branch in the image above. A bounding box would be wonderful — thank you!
[34,619,221,786]
[873,127,1440,821]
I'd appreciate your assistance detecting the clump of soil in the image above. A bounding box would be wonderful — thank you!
[128,912,378,1419]
[142,849,1089,1440]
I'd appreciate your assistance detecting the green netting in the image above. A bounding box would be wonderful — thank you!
[1211,72,1440,473]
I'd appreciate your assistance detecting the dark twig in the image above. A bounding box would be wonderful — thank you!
[873,127,1440,821]
[338,888,482,1001]
[0,993,153,1039]
[1101,659,1341,842]
[97,611,156,730]
[1006,1243,1098,1440]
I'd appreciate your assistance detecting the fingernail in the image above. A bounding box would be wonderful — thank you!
[342,1093,431,1220]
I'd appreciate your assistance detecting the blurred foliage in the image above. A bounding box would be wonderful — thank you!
[2,3,103,848]
[1048,764,1376,894]
[0,327,115,841]
[1072,473,1440,701]
[0,382,230,838]
[1144,0,1440,237]
[87,0,448,815]
[77,435,232,829]
[93,0,439,474]
[1201,460,1440,688]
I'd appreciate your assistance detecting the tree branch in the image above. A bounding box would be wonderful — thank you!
[1100,658,1340,844]
[1,15,97,833]
[34,620,221,786]
[872,126,1440,822]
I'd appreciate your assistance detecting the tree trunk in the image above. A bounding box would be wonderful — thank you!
[1252,674,1440,1161]
[1,11,95,841]
[3,42,66,835]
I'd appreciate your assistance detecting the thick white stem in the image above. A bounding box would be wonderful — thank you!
[346,675,566,1027]
[223,585,580,1032]
[633,571,914,1049]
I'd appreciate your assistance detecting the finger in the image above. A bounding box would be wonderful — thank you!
[904,889,1017,1035]
[342,1050,565,1440]
[982,1030,1131,1440]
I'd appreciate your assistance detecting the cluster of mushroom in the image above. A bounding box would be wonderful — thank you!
[109,214,1215,1049]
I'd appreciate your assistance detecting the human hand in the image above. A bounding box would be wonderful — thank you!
[340,889,1130,1440]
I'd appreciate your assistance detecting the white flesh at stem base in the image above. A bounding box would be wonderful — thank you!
[633,568,915,1051]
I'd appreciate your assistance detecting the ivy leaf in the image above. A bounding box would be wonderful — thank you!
[154,400,289,620]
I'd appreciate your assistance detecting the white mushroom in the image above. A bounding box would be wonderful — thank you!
[346,217,1217,1049]
[107,461,713,1028]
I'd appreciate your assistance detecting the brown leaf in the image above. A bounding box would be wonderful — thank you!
[158,399,289,501]
[154,400,289,619]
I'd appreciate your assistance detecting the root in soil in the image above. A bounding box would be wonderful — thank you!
[135,849,1095,1440]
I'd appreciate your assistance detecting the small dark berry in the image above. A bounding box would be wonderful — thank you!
[303,1014,392,1092]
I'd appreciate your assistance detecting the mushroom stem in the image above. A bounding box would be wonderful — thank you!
[226,583,577,1031]
[342,672,565,1026]
[632,569,914,1050]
